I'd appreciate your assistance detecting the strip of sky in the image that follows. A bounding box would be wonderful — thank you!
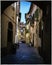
[20,2,31,23]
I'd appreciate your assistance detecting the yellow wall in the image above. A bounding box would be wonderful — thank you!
[1,6,16,48]
[26,33,30,44]
[4,6,16,23]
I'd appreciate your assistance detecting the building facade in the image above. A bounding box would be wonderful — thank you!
[15,2,20,43]
[1,2,20,55]
[25,3,43,47]
[18,22,26,42]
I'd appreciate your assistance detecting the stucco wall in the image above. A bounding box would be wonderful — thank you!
[1,5,16,48]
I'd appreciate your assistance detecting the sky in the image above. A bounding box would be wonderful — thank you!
[20,2,31,23]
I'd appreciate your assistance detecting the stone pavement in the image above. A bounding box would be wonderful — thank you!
[1,42,43,64]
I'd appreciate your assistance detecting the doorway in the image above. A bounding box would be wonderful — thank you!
[7,22,13,46]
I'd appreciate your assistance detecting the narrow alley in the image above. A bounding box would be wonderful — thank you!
[2,42,43,64]
[1,1,51,64]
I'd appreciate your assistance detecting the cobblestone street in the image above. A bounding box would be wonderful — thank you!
[2,42,43,64]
